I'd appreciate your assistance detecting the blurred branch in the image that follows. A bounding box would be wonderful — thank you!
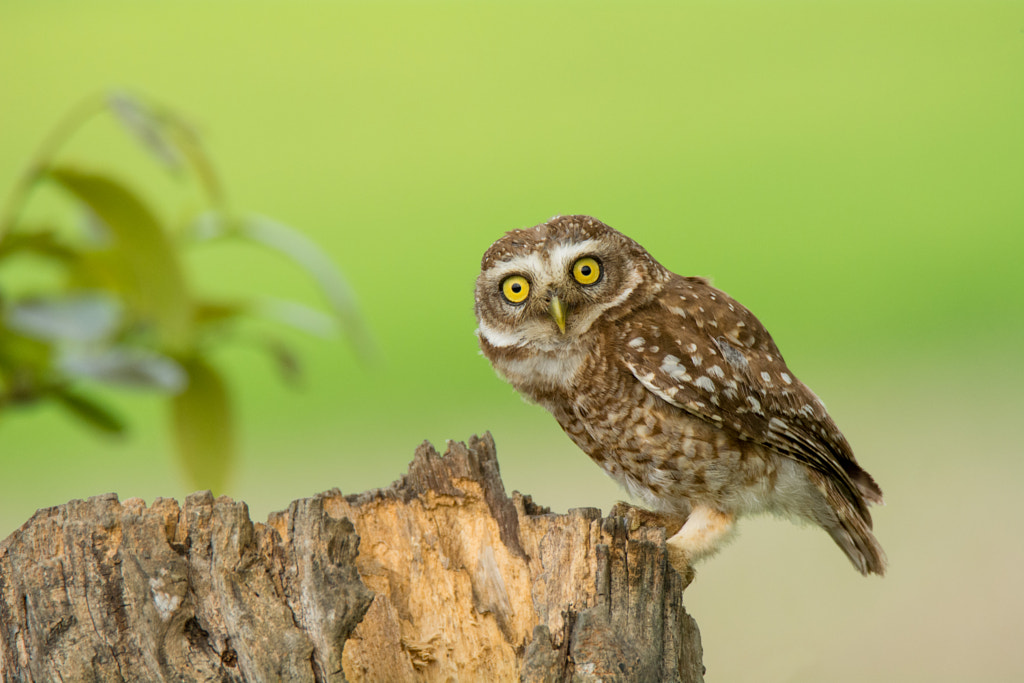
[0,90,227,245]
[0,91,369,493]
[0,93,108,242]
[106,90,227,211]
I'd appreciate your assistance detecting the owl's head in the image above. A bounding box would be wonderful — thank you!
[475,215,668,351]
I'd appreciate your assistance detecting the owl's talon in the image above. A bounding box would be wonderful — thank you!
[666,546,697,588]
[666,503,736,582]
[610,501,686,536]
[610,501,696,586]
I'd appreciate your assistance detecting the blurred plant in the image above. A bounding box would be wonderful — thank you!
[0,91,369,493]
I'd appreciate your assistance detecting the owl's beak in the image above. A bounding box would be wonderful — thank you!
[548,296,567,334]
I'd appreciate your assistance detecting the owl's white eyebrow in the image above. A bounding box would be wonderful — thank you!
[494,253,545,279]
[548,240,601,270]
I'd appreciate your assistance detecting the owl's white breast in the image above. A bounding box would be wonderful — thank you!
[477,325,590,398]
[497,349,588,394]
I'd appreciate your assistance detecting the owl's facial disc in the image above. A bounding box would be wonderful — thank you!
[490,250,616,341]
[477,226,655,351]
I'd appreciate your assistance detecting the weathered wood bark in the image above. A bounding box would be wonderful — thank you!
[1,433,703,682]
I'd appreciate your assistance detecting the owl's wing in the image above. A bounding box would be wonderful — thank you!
[619,276,882,516]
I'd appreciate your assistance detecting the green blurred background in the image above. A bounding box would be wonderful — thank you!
[2,1,1022,680]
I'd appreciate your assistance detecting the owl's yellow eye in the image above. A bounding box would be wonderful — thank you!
[501,275,530,304]
[572,257,602,285]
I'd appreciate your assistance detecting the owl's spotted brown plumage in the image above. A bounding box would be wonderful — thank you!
[475,215,886,576]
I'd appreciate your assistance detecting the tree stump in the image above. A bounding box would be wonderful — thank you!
[0,433,704,682]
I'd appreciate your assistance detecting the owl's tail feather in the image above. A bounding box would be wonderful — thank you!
[808,469,887,576]
[843,459,884,506]
[827,509,888,576]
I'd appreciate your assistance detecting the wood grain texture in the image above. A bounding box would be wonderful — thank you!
[1,433,703,682]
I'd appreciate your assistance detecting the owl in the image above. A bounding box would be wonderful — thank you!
[474,215,886,576]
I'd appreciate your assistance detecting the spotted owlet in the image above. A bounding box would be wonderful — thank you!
[474,215,886,576]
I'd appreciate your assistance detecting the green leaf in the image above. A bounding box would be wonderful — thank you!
[171,357,233,493]
[65,249,137,300]
[0,321,55,395]
[262,336,302,387]
[59,347,186,392]
[106,91,184,174]
[52,387,126,435]
[6,292,121,342]
[183,211,229,242]
[0,229,77,263]
[46,166,193,351]
[240,215,373,357]
[256,297,337,338]
[193,299,248,329]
